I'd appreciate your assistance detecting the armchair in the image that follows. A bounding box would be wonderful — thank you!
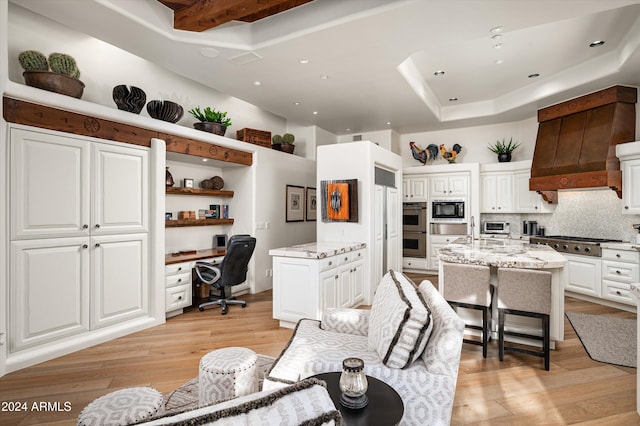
[195,235,256,315]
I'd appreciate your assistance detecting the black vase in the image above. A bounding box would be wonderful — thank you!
[112,85,146,114]
[498,153,512,162]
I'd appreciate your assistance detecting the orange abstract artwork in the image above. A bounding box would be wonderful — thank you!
[327,182,350,220]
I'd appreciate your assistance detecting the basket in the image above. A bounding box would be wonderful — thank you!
[236,128,271,148]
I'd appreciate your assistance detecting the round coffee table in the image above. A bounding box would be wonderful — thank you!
[311,372,404,426]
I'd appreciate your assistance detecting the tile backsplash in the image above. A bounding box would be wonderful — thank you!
[482,188,640,242]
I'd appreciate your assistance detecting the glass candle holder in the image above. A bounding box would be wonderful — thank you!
[339,357,368,409]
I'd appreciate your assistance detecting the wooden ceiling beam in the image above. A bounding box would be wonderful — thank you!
[170,0,313,32]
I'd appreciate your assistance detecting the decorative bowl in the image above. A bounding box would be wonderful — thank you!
[23,71,84,99]
[146,100,183,123]
[113,85,146,114]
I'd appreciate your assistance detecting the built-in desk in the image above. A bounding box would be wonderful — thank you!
[164,249,226,317]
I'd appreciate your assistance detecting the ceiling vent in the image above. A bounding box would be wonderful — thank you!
[530,85,637,203]
[227,51,263,65]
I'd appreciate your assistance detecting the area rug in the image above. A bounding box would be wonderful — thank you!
[163,354,275,414]
[565,312,636,368]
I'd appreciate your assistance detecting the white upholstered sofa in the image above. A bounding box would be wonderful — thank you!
[263,271,466,426]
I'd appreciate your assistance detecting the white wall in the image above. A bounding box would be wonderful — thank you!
[317,141,403,302]
[7,3,288,141]
[337,129,395,151]
[253,149,317,292]
[400,117,538,167]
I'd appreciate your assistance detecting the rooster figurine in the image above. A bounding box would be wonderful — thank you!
[409,142,439,165]
[439,143,462,163]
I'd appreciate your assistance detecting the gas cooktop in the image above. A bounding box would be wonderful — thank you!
[530,235,622,257]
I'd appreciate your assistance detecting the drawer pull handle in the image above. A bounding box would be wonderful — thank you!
[615,270,621,274]
[328,261,332,266]
[178,267,182,271]
[616,291,622,295]
[616,254,621,258]
[178,278,182,282]
[344,257,348,261]
[178,296,182,300]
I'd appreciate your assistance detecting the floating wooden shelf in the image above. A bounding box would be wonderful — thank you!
[165,218,234,227]
[166,187,234,197]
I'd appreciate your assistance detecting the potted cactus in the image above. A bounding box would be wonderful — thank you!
[188,106,232,136]
[18,51,84,98]
[271,133,295,154]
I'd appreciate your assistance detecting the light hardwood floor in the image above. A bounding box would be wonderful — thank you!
[0,282,638,425]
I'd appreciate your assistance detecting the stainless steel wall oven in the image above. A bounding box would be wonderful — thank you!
[403,202,427,258]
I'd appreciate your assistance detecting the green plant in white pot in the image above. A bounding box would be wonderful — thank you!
[189,106,232,136]
[488,137,520,162]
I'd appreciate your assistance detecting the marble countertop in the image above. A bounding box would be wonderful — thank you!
[438,237,567,269]
[600,242,640,251]
[269,242,366,259]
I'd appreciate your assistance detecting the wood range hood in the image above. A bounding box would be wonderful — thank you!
[530,85,637,203]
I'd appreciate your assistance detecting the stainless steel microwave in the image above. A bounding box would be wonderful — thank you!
[431,199,465,222]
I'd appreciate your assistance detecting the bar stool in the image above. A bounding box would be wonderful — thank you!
[497,267,552,371]
[442,262,492,358]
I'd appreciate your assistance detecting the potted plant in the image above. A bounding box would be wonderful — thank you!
[188,106,232,136]
[272,133,295,154]
[488,137,520,162]
[19,50,85,98]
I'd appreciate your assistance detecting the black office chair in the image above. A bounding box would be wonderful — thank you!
[195,235,256,315]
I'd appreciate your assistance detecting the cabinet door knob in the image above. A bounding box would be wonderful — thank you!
[82,224,89,229]
[178,296,182,300]
[616,290,622,295]
[95,243,100,248]
[328,261,332,266]
[625,206,629,209]
[178,267,182,271]
[616,254,621,258]
[615,270,621,274]
[95,224,101,229]
[82,244,88,249]
[335,275,339,279]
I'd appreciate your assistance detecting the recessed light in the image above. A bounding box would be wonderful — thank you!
[434,70,445,76]
[299,58,310,64]
[589,40,605,47]
[493,43,503,49]
[449,97,458,102]
[495,59,504,65]
[320,75,329,80]
[200,47,220,58]
[528,73,540,78]
[313,111,319,115]
[386,122,391,125]
[346,128,351,131]
[253,81,262,86]
[490,26,503,34]
[294,101,301,106]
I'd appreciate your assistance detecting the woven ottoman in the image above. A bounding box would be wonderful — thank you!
[77,387,163,426]
[198,347,258,406]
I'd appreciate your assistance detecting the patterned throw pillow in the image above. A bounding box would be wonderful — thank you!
[368,270,433,369]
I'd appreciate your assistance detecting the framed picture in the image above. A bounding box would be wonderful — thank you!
[320,179,358,222]
[306,187,317,221]
[285,185,305,222]
[183,178,194,188]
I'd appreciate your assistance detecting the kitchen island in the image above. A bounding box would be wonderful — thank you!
[438,237,568,346]
[270,242,366,328]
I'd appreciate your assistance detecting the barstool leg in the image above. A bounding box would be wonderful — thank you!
[482,306,489,358]
[498,309,505,361]
[543,315,550,371]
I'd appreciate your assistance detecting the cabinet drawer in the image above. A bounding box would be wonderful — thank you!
[352,250,364,263]
[602,280,635,305]
[602,249,640,263]
[165,262,192,276]
[165,271,192,288]
[602,260,639,283]
[403,258,428,270]
[165,283,192,312]
[319,256,338,272]
[337,252,353,266]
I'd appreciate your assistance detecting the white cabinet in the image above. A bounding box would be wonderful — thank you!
[10,129,148,239]
[481,173,514,213]
[429,235,464,271]
[621,158,640,214]
[272,249,365,328]
[8,127,151,359]
[564,254,602,298]
[165,261,194,316]
[402,176,428,201]
[429,174,468,197]
[9,237,90,352]
[513,170,555,213]
[601,248,639,306]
